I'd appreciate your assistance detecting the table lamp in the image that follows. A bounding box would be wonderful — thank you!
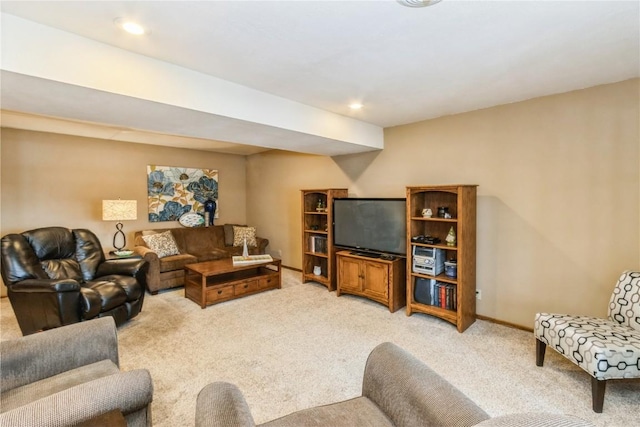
[102,200,137,251]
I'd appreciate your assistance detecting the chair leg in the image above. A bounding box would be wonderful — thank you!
[535,339,546,367]
[591,377,606,413]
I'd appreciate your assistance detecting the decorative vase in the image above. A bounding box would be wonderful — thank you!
[313,265,322,276]
[204,199,216,226]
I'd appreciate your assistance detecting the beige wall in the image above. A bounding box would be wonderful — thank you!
[1,130,248,294]
[247,79,640,328]
[2,80,638,327]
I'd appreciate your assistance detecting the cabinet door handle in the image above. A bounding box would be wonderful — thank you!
[217,290,223,295]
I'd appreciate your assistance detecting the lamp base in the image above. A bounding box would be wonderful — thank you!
[113,222,127,251]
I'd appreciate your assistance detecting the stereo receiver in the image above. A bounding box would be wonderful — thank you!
[412,245,444,276]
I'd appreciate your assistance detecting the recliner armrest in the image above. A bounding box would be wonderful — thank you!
[96,258,148,277]
[0,317,119,391]
[8,278,80,293]
[196,382,257,427]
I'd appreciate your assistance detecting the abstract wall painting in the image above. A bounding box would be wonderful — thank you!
[147,165,218,222]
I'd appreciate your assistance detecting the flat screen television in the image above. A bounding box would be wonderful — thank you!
[333,198,407,256]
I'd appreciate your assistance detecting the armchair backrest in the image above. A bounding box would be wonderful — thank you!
[362,342,489,426]
[0,227,106,285]
[607,270,640,331]
[25,227,83,282]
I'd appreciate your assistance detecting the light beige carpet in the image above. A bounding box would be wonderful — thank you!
[1,269,638,427]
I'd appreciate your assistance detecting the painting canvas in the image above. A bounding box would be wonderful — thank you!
[147,165,218,222]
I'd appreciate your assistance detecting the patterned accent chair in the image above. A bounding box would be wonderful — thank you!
[534,271,640,412]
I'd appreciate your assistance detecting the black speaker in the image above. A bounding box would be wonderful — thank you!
[414,278,435,305]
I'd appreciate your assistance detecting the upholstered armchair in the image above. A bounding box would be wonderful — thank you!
[535,271,640,412]
[0,317,153,426]
[196,342,594,427]
[1,226,148,335]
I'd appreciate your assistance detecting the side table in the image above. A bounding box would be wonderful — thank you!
[105,251,143,261]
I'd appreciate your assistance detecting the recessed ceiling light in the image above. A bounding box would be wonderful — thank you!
[397,0,442,7]
[349,103,363,110]
[114,18,148,35]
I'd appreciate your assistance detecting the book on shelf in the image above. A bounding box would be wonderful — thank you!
[425,280,457,311]
[309,235,328,254]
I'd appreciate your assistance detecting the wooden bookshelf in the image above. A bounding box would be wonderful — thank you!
[301,188,348,290]
[406,185,477,332]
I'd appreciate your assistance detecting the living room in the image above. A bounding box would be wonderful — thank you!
[3,79,638,328]
[1,1,639,426]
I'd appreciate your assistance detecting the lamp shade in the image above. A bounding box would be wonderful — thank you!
[102,200,137,221]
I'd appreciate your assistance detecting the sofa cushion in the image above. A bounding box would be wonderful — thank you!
[260,397,393,427]
[233,226,257,247]
[0,359,119,413]
[191,248,231,263]
[176,227,225,255]
[158,253,199,272]
[142,231,180,258]
[226,245,262,257]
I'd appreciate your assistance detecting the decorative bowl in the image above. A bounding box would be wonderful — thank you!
[114,250,134,257]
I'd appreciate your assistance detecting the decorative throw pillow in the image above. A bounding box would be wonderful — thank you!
[233,226,257,247]
[142,230,180,258]
[223,224,245,246]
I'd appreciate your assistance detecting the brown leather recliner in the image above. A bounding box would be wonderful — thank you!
[1,226,148,335]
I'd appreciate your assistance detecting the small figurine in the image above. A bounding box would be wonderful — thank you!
[446,226,456,247]
[242,237,249,258]
[421,208,433,218]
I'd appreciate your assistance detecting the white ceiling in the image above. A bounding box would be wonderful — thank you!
[1,0,639,156]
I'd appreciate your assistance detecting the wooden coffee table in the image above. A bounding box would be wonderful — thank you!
[184,257,281,308]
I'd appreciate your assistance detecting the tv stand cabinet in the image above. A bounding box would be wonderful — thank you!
[336,251,406,312]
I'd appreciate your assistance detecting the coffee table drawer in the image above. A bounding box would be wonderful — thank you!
[207,285,234,302]
[258,276,279,290]
[235,280,258,296]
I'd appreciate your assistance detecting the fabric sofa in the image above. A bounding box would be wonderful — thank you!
[133,225,269,294]
[195,342,594,427]
[0,317,153,427]
[1,226,147,336]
